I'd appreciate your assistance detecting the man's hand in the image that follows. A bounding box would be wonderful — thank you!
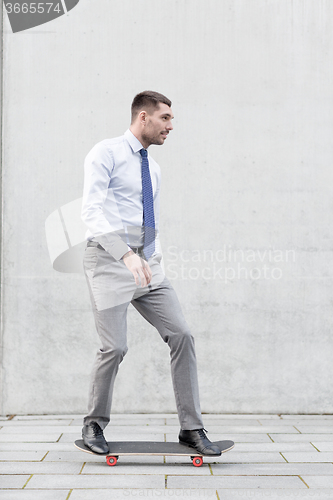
[122,250,152,287]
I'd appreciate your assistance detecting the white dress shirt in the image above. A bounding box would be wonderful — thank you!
[81,129,161,260]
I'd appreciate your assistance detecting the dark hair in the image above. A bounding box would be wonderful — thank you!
[131,91,172,122]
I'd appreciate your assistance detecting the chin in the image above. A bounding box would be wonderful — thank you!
[153,139,164,146]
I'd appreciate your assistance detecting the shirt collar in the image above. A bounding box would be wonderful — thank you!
[124,129,144,154]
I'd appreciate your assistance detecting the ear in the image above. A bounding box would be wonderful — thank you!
[138,110,148,125]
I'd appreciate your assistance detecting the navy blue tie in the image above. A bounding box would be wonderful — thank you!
[140,149,155,260]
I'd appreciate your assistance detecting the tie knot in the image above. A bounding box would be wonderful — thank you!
[140,148,148,158]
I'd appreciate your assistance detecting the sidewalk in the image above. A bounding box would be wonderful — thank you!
[1,413,333,499]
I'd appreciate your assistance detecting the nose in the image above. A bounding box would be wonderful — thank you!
[166,120,173,131]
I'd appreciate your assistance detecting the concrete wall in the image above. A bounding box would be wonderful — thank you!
[1,0,333,416]
[0,0,3,416]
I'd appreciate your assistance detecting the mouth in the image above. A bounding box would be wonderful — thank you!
[161,132,169,139]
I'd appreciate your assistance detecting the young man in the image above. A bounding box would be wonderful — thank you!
[81,91,220,456]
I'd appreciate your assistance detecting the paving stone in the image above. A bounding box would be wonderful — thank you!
[199,425,298,434]
[281,415,333,420]
[13,415,85,420]
[70,489,218,500]
[71,418,166,426]
[166,417,262,426]
[0,461,83,474]
[82,461,210,474]
[294,426,333,433]
[174,426,299,434]
[0,420,73,427]
[0,426,81,434]
[312,442,333,451]
[203,414,281,419]
[0,451,47,461]
[283,452,333,463]
[0,442,74,451]
[56,425,178,435]
[270,433,333,442]
[0,474,30,488]
[165,433,272,443]
[234,442,315,452]
[110,413,178,418]
[207,452,286,463]
[211,462,333,475]
[204,419,263,426]
[44,450,102,462]
[217,489,333,499]
[112,413,178,418]
[58,433,82,443]
[303,476,333,488]
[99,417,165,426]
[167,475,307,489]
[260,419,333,426]
[0,491,70,499]
[26,473,165,489]
[0,433,62,442]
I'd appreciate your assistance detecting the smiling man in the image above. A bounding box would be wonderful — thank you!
[81,91,220,457]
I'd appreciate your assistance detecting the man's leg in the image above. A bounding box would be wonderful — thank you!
[83,301,130,430]
[82,245,135,453]
[131,277,204,430]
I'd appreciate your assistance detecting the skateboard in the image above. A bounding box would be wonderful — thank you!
[74,439,234,467]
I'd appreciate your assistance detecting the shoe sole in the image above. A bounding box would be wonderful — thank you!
[178,440,221,456]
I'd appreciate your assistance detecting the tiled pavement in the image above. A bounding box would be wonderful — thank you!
[1,414,333,499]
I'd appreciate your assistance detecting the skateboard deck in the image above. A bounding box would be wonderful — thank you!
[74,439,234,467]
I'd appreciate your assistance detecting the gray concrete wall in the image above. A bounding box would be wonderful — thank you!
[1,0,333,416]
[0,0,3,416]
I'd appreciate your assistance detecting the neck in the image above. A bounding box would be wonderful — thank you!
[129,125,150,149]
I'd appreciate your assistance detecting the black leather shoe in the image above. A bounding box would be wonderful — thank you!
[82,421,109,454]
[179,428,221,456]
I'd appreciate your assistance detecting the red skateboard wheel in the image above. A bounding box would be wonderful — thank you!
[192,456,203,467]
[106,455,118,466]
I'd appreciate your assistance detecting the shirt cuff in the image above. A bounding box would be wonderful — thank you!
[97,233,131,261]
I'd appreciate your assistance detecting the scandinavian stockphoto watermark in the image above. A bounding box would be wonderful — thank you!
[3,0,80,33]
[43,193,296,285]
[121,492,320,498]
[122,491,217,497]
[166,245,296,283]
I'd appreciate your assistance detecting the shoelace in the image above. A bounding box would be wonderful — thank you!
[197,428,208,439]
[91,422,103,437]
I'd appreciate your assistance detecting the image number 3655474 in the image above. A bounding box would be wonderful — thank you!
[4,0,80,33]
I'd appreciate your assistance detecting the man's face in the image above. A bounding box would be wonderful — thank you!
[142,103,174,147]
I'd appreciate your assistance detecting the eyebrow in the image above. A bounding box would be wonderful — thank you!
[162,113,174,119]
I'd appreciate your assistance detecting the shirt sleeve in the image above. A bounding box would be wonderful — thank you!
[81,142,131,260]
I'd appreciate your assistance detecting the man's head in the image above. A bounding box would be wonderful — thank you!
[130,90,174,149]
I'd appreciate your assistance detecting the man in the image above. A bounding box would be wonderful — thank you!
[81,91,220,456]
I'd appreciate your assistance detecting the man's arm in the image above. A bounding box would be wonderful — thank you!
[81,142,131,260]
